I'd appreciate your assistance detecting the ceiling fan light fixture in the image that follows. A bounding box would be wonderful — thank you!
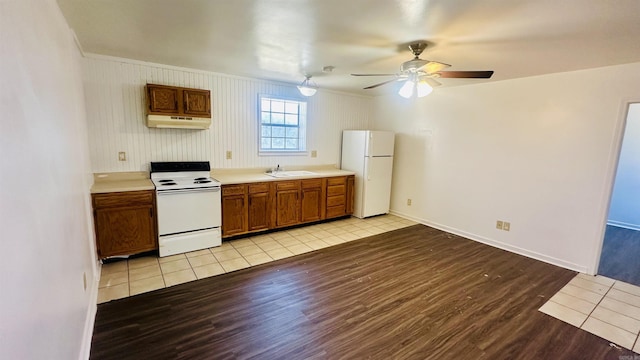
[416,79,433,98]
[398,79,415,98]
[297,75,318,97]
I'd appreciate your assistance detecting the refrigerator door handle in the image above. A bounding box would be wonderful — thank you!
[365,159,370,181]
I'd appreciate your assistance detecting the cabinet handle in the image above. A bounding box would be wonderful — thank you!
[149,208,153,217]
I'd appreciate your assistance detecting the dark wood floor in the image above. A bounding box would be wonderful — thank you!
[91,225,636,359]
[599,225,640,286]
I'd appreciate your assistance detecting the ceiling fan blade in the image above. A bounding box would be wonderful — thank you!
[423,77,442,87]
[437,71,494,79]
[351,73,397,77]
[422,61,451,74]
[364,78,400,89]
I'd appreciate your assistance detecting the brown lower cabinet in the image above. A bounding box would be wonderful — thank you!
[221,175,354,238]
[248,183,271,231]
[300,178,325,223]
[92,190,157,259]
[221,184,248,237]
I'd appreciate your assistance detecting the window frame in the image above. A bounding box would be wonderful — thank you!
[257,94,308,156]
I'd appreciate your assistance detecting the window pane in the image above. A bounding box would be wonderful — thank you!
[285,114,298,125]
[272,126,285,137]
[261,99,271,112]
[271,101,284,113]
[285,139,298,149]
[272,138,285,149]
[259,96,305,153]
[272,112,284,124]
[285,102,298,114]
[285,127,298,138]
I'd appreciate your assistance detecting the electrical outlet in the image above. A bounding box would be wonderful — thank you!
[496,220,503,230]
[503,222,511,231]
[226,151,232,160]
[118,151,126,161]
[311,150,317,158]
[407,199,412,206]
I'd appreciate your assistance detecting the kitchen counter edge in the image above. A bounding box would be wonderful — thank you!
[90,172,155,194]
[211,169,356,185]
[90,168,356,192]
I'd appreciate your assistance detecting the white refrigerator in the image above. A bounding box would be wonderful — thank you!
[341,130,395,218]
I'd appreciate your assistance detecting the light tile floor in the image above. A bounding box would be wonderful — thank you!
[540,273,640,353]
[98,214,417,304]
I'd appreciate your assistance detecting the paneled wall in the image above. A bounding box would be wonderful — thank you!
[83,55,373,172]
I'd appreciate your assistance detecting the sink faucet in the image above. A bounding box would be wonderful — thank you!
[276,164,280,172]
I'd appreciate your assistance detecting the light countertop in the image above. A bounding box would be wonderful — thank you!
[212,165,355,185]
[90,166,355,193]
[90,172,154,194]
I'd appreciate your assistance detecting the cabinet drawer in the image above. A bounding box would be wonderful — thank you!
[327,195,345,207]
[248,182,269,194]
[327,177,346,186]
[326,205,346,218]
[276,181,299,191]
[301,179,322,189]
[222,184,246,196]
[93,191,153,208]
[327,185,345,196]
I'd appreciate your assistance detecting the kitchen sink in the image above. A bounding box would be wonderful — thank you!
[265,170,317,178]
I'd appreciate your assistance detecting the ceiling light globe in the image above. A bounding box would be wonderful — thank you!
[398,80,415,98]
[416,81,433,97]
[297,86,317,97]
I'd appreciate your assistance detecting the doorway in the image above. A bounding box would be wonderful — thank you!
[598,103,640,286]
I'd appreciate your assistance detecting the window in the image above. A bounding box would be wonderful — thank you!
[259,95,307,154]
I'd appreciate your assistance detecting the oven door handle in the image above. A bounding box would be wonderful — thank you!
[156,187,221,195]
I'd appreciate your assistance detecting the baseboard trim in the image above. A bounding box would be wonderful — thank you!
[390,210,589,274]
[78,262,100,360]
[606,220,640,231]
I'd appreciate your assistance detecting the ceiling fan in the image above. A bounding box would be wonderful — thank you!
[351,42,494,97]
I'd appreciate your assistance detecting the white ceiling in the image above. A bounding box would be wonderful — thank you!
[57,0,640,96]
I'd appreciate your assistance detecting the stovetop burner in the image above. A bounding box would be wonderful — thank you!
[150,161,220,191]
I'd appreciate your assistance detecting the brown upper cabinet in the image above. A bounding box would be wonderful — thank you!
[146,84,211,118]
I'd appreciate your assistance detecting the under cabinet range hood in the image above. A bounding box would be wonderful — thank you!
[146,115,211,129]
[145,83,212,129]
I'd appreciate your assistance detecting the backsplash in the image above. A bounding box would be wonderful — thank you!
[82,55,372,173]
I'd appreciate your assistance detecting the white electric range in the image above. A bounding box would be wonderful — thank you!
[150,161,222,257]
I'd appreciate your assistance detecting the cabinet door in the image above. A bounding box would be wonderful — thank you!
[147,85,180,115]
[95,205,156,258]
[183,89,211,117]
[222,195,247,237]
[301,187,323,222]
[301,179,324,223]
[276,189,299,227]
[248,192,270,231]
[346,175,355,215]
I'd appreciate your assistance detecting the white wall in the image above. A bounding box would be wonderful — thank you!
[0,1,97,359]
[372,62,640,273]
[82,56,373,173]
[608,103,640,230]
